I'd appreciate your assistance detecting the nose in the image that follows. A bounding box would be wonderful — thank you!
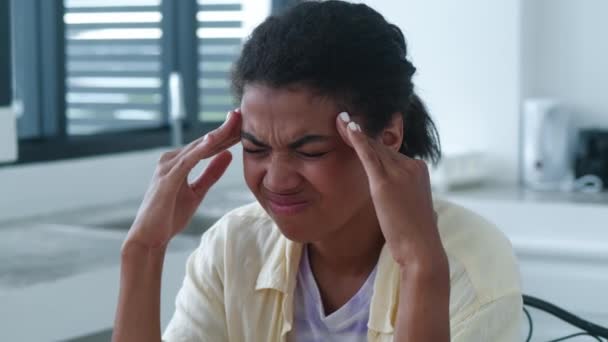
[263,154,303,194]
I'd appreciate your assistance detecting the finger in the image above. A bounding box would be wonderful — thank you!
[364,131,400,164]
[177,108,241,159]
[189,150,233,197]
[335,112,385,180]
[156,149,183,175]
[158,149,181,163]
[170,110,242,178]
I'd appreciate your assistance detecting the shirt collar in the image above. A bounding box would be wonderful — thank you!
[253,225,399,335]
[254,226,303,337]
[368,243,400,334]
[254,228,302,293]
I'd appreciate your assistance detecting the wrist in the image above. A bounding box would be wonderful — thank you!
[390,233,446,265]
[121,239,168,263]
[397,247,449,282]
[395,247,451,342]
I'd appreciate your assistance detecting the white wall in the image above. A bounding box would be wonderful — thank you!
[522,0,608,129]
[362,0,522,185]
[5,1,607,221]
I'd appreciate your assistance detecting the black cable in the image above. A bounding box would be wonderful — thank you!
[524,306,534,342]
[547,332,602,342]
[523,295,608,339]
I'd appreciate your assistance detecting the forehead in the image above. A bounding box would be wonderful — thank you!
[240,84,339,136]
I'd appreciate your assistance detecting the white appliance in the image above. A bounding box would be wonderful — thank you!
[430,151,487,191]
[0,106,17,163]
[521,98,576,191]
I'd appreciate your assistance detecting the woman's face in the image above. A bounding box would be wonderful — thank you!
[240,84,372,242]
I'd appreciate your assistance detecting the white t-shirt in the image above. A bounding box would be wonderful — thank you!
[289,245,378,342]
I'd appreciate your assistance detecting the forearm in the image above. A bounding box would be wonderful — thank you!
[394,252,450,342]
[112,242,167,342]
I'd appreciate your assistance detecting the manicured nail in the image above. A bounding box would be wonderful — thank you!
[355,123,362,132]
[339,112,350,123]
[221,111,232,126]
[347,121,359,132]
[202,134,209,143]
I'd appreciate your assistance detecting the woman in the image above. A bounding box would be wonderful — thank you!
[113,1,522,341]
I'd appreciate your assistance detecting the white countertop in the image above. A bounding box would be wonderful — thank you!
[442,186,608,340]
[0,223,197,341]
[1,185,607,341]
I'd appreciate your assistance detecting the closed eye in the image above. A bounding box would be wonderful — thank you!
[298,151,328,158]
[243,148,267,154]
[243,148,329,159]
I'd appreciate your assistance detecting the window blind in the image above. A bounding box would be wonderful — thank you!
[64,0,163,135]
[197,0,244,122]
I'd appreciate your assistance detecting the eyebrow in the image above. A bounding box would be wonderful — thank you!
[240,131,331,149]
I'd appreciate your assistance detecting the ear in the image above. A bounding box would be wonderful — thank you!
[376,112,404,152]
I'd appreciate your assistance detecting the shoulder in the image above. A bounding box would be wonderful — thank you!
[202,201,281,250]
[434,197,521,303]
[163,202,279,341]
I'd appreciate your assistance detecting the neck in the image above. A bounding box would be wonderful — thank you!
[308,200,384,277]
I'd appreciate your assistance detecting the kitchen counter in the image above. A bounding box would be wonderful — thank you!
[1,184,607,341]
[442,186,608,340]
[0,183,255,341]
[440,184,608,206]
[0,222,197,341]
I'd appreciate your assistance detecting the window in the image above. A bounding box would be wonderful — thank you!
[197,1,244,122]
[0,0,10,107]
[64,0,164,135]
[8,0,281,165]
[196,1,271,123]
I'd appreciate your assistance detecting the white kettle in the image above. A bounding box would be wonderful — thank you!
[521,98,577,191]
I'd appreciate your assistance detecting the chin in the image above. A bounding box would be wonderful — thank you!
[264,210,323,243]
[274,223,318,243]
[255,197,334,242]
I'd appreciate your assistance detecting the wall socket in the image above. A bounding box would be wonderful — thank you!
[0,106,17,163]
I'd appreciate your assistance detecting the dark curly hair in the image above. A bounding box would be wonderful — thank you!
[232,0,441,164]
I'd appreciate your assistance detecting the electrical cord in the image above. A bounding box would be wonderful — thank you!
[523,294,608,341]
[547,332,602,342]
[524,307,534,341]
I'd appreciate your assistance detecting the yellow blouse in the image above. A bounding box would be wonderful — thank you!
[162,198,522,341]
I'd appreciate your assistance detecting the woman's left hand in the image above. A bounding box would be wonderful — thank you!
[336,112,446,268]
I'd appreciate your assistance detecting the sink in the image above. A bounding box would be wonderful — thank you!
[36,184,256,238]
[98,213,221,237]
[0,223,198,292]
[0,185,256,291]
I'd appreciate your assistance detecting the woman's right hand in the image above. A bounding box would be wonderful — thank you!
[123,109,242,251]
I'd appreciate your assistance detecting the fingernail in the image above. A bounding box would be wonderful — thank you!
[221,111,232,127]
[347,121,359,132]
[355,123,362,132]
[339,112,350,123]
[202,134,208,143]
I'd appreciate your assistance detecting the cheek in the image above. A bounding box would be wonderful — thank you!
[243,156,264,193]
[307,154,368,198]
[332,152,370,200]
